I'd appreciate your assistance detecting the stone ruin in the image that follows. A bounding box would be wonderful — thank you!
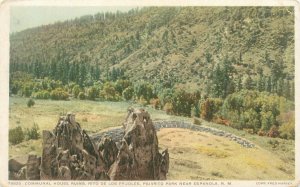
[9,108,169,180]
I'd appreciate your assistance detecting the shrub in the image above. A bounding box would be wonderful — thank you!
[22,84,33,97]
[100,82,120,101]
[25,123,40,140]
[72,85,81,98]
[78,92,85,100]
[267,125,280,138]
[163,102,174,115]
[9,126,24,145]
[137,96,147,106]
[50,88,69,100]
[122,86,134,101]
[193,117,202,125]
[243,128,254,134]
[261,111,275,131]
[87,86,99,100]
[32,90,50,99]
[200,98,223,121]
[268,139,279,148]
[279,122,295,140]
[191,103,200,118]
[27,98,35,108]
[150,98,160,109]
[213,116,230,126]
[257,129,266,136]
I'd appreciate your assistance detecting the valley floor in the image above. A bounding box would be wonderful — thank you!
[8,97,295,180]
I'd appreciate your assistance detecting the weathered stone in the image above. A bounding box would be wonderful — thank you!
[10,110,169,180]
[26,155,41,180]
[108,108,169,180]
[9,158,25,173]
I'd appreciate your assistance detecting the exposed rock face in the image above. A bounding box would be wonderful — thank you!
[39,113,106,180]
[9,109,169,180]
[108,108,169,180]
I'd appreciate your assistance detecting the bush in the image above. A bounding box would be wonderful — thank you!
[78,92,86,100]
[122,86,134,101]
[9,126,24,145]
[27,98,35,107]
[257,129,266,136]
[22,84,33,97]
[267,125,280,138]
[163,102,174,115]
[193,117,202,125]
[137,96,147,106]
[150,98,160,109]
[279,122,295,140]
[200,98,223,121]
[25,123,40,140]
[32,90,50,99]
[50,88,69,100]
[100,82,120,101]
[72,85,81,98]
[87,86,99,100]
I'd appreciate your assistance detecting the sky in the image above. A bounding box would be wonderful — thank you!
[10,6,137,33]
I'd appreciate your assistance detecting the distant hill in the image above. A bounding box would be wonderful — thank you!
[10,7,294,93]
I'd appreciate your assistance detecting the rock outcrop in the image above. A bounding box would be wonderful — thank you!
[9,109,169,180]
[108,108,169,180]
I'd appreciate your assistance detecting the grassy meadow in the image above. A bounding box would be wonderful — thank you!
[9,96,187,158]
[9,96,294,180]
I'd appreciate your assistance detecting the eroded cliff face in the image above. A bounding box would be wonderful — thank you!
[9,109,169,180]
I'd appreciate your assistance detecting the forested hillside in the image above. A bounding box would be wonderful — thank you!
[9,7,295,140]
[10,7,294,95]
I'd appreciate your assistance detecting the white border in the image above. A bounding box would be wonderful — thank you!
[0,0,299,187]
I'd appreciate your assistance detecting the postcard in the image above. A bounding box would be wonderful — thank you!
[0,0,299,187]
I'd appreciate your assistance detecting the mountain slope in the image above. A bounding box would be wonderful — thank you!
[10,7,294,92]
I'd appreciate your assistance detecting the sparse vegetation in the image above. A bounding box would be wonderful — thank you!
[25,123,40,140]
[9,126,25,145]
[27,98,35,108]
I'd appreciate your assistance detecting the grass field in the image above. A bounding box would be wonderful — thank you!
[9,97,295,180]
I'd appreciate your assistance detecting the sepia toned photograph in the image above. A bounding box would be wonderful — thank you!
[0,0,298,186]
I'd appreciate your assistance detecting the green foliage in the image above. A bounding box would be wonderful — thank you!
[163,102,174,115]
[212,56,235,98]
[78,92,86,100]
[115,79,131,95]
[100,82,120,101]
[134,81,155,102]
[267,125,280,138]
[218,90,294,136]
[278,112,295,140]
[171,90,200,116]
[25,123,40,140]
[279,122,294,140]
[200,98,223,121]
[50,88,69,100]
[10,7,294,104]
[32,90,50,99]
[87,86,99,100]
[27,98,35,107]
[72,85,81,98]
[150,98,160,109]
[261,111,275,131]
[9,126,24,145]
[122,86,134,101]
[22,84,34,97]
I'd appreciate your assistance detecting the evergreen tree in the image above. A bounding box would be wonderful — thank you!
[266,76,272,92]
